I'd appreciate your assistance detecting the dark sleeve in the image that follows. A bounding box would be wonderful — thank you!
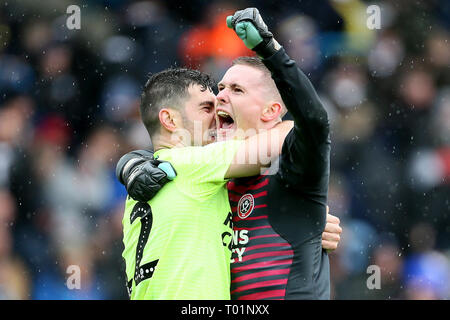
[263,48,331,199]
[115,149,154,185]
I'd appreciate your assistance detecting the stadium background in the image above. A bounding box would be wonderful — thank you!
[0,0,449,299]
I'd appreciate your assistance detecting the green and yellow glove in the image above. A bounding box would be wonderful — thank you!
[227,7,281,58]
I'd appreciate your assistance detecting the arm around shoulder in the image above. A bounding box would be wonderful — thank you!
[225,120,293,178]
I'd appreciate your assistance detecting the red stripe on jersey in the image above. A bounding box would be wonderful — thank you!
[237,289,286,300]
[227,175,266,189]
[254,204,267,209]
[231,204,267,212]
[228,190,267,202]
[231,279,288,294]
[244,242,291,252]
[253,190,268,198]
[249,234,280,240]
[233,215,268,222]
[231,259,292,273]
[234,225,271,231]
[242,250,294,262]
[231,268,291,283]
[228,193,242,202]
[228,178,269,193]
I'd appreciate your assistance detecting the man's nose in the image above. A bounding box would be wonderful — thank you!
[210,114,217,129]
[216,89,229,104]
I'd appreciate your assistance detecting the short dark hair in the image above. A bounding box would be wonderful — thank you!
[231,56,271,77]
[140,68,215,137]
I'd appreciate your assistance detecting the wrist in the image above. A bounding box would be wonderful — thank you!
[254,38,282,59]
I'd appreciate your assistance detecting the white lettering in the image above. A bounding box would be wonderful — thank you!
[66,265,81,289]
[66,5,81,30]
[366,5,381,30]
[234,247,246,262]
[181,304,215,317]
[367,264,381,289]
[239,230,249,244]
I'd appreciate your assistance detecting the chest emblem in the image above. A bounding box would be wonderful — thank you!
[237,194,254,219]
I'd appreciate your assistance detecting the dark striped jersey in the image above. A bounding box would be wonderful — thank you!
[115,48,331,300]
[227,48,331,300]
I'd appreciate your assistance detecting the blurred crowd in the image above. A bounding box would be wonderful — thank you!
[0,0,449,299]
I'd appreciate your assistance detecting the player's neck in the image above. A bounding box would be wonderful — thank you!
[152,132,190,151]
[256,118,282,133]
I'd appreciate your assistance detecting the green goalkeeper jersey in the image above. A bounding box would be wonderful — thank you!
[122,140,243,300]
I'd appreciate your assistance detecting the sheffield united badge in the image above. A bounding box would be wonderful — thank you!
[237,194,254,219]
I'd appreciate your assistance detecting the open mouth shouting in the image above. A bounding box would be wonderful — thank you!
[217,109,236,130]
[216,109,237,140]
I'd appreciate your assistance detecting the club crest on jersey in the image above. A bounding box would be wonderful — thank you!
[237,194,254,219]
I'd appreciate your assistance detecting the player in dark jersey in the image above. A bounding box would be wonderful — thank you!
[116,8,340,299]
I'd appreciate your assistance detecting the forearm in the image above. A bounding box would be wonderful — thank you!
[268,50,330,188]
[226,7,328,141]
[225,120,293,178]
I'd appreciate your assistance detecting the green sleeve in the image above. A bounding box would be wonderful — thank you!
[155,140,243,200]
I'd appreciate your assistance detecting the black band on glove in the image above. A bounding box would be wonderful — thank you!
[125,159,170,202]
[116,150,175,202]
[116,149,154,185]
[253,38,281,59]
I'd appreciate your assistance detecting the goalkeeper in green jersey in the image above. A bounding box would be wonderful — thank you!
[121,68,292,299]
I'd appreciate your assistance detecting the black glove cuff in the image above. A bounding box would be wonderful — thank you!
[254,38,280,59]
[126,161,170,202]
[116,150,155,185]
[121,158,145,185]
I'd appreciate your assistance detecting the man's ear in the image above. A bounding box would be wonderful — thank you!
[261,102,283,122]
[159,108,178,132]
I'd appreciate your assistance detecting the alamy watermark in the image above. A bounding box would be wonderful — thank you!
[366,264,381,290]
[66,5,81,30]
[66,265,81,290]
[366,5,381,30]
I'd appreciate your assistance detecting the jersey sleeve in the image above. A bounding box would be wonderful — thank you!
[263,48,331,200]
[155,140,243,200]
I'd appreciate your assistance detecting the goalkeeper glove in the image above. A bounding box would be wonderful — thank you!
[116,150,176,202]
[227,7,281,58]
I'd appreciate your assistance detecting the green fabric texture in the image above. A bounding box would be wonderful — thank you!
[227,18,263,50]
[122,140,243,300]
